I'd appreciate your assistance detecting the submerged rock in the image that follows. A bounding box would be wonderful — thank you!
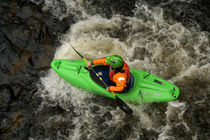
[0,0,74,139]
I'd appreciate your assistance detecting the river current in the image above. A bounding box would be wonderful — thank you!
[37,0,210,139]
[0,0,209,140]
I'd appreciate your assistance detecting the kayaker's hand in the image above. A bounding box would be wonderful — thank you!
[106,87,110,92]
[86,61,92,68]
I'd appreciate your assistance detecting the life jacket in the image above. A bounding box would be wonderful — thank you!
[109,61,130,84]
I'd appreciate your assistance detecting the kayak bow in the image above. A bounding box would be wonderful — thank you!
[51,59,180,103]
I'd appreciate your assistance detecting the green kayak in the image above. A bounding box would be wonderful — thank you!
[51,59,179,103]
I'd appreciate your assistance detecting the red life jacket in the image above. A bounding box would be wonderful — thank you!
[109,61,130,83]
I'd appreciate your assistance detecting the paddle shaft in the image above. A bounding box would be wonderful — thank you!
[83,58,116,96]
[70,43,133,114]
[70,43,113,94]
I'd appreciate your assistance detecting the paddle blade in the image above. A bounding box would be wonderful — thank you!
[115,96,133,115]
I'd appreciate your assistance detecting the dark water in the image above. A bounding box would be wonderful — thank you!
[0,0,209,140]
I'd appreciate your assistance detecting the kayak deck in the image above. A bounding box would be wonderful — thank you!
[51,59,179,103]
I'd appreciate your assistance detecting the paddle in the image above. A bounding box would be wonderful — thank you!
[70,44,133,114]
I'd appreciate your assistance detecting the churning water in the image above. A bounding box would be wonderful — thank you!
[32,0,210,139]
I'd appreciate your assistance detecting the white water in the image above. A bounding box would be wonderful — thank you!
[35,0,210,139]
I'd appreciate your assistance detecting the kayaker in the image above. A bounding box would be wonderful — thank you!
[86,55,130,93]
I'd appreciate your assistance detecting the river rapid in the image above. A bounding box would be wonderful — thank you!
[0,0,209,140]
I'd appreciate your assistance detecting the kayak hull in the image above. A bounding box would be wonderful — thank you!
[51,59,179,103]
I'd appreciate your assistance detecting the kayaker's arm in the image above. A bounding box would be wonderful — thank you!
[109,85,125,92]
[109,73,127,92]
[92,58,110,65]
[87,58,110,68]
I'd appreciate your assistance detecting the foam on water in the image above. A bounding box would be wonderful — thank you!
[35,0,210,139]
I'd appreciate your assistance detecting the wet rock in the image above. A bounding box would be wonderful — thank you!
[0,112,34,140]
[16,4,34,19]
[0,0,74,139]
[0,0,74,93]
[83,0,137,18]
[0,86,14,111]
